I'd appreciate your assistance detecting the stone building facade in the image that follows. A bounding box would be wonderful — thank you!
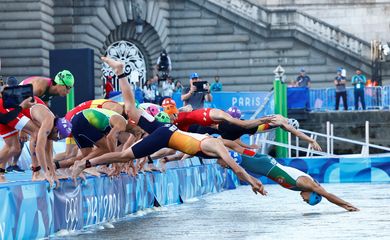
[0,0,388,96]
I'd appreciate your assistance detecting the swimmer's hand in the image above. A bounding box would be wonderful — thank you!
[343,203,359,212]
[310,140,322,152]
[268,114,286,126]
[248,143,260,149]
[251,181,267,196]
[250,176,267,196]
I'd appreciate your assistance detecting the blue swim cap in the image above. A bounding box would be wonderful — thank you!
[308,192,322,206]
[190,72,199,79]
[229,151,242,165]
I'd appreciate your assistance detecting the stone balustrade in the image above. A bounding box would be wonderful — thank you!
[209,0,370,59]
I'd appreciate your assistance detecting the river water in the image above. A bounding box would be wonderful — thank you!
[58,183,390,240]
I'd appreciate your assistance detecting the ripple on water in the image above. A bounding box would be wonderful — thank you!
[65,183,390,240]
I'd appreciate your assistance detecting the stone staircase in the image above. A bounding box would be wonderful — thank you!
[168,0,373,91]
[0,0,381,95]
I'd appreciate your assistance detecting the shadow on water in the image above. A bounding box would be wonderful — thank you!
[302,211,346,217]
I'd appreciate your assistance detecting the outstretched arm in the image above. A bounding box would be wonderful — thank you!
[281,123,322,151]
[234,138,259,150]
[220,138,245,153]
[297,176,359,211]
[209,109,275,129]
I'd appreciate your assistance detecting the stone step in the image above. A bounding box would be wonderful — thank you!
[170,41,295,53]
[173,73,336,87]
[169,10,202,19]
[169,18,218,27]
[173,57,326,71]
[170,26,235,35]
[173,61,343,75]
[170,49,311,61]
[169,34,250,44]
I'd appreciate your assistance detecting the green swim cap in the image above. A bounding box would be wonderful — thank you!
[54,70,74,87]
[155,111,170,123]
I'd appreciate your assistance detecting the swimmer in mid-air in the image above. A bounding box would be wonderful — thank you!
[71,56,266,195]
[219,149,359,211]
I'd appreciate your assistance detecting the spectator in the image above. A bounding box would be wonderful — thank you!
[3,77,28,173]
[334,67,348,110]
[150,75,161,104]
[174,80,183,94]
[104,76,115,99]
[133,81,144,103]
[210,75,223,92]
[0,77,36,175]
[161,77,175,98]
[288,79,297,88]
[142,78,156,103]
[351,69,367,110]
[181,72,212,110]
[155,49,172,81]
[296,68,311,87]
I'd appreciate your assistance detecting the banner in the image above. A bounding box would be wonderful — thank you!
[172,91,270,118]
[287,87,310,110]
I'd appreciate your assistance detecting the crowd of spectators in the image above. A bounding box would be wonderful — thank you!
[104,49,221,108]
[287,66,370,111]
[104,49,374,112]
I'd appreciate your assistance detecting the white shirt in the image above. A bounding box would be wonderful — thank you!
[161,81,175,97]
[143,86,155,101]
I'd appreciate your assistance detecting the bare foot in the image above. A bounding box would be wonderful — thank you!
[135,159,142,172]
[32,171,46,181]
[97,165,111,175]
[83,167,101,177]
[55,169,69,180]
[71,160,86,181]
[148,163,161,172]
[0,174,7,183]
[52,174,61,189]
[101,57,124,75]
[158,159,167,173]
[124,164,137,177]
[79,172,87,182]
[44,172,55,188]
[141,163,152,172]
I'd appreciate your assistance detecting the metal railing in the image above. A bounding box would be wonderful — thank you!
[310,86,389,111]
[250,121,390,158]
